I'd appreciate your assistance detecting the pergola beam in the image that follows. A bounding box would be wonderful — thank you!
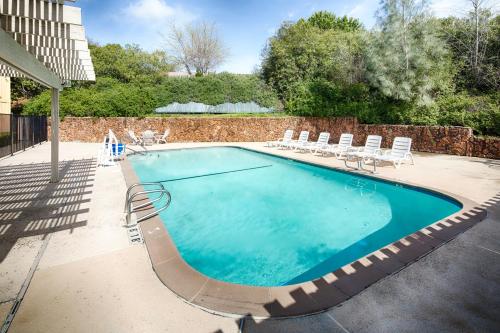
[1,0,94,184]
[0,28,61,89]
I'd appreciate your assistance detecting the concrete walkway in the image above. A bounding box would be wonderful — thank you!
[0,142,498,333]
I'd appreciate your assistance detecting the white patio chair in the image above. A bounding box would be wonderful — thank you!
[127,130,142,145]
[374,137,414,169]
[317,133,353,158]
[285,131,309,149]
[142,130,155,146]
[344,135,382,170]
[266,129,294,147]
[297,132,330,153]
[155,129,170,144]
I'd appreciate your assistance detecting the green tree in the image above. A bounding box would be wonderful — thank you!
[261,12,366,100]
[307,11,362,32]
[89,43,176,83]
[365,0,454,104]
[439,7,499,92]
[10,78,45,113]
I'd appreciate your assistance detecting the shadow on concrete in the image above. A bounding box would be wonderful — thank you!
[468,158,500,170]
[208,193,498,333]
[0,159,95,263]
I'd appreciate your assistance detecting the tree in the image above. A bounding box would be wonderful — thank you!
[366,0,453,104]
[307,11,362,32]
[260,12,366,100]
[89,43,175,83]
[163,21,228,75]
[439,2,499,91]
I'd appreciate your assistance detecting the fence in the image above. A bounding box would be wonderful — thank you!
[0,114,48,158]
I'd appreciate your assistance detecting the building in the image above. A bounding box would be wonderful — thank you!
[0,76,10,114]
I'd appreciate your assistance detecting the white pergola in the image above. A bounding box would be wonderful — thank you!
[0,0,95,182]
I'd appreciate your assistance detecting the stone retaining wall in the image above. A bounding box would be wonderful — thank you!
[50,116,499,159]
[53,116,357,144]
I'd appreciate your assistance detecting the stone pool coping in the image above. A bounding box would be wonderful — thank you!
[120,145,487,318]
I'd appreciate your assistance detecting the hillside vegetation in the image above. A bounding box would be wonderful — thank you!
[18,1,499,135]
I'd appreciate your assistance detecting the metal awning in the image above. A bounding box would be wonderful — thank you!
[0,0,95,182]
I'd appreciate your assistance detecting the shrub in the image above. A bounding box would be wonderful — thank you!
[435,93,500,135]
[284,78,499,136]
[23,74,280,118]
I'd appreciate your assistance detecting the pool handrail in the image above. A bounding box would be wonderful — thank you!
[125,182,172,225]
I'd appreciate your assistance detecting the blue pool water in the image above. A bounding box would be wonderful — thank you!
[129,147,462,287]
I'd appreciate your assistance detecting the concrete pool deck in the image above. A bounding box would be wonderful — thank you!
[0,142,499,332]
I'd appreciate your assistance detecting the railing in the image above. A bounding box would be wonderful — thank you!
[124,182,171,226]
[0,114,48,158]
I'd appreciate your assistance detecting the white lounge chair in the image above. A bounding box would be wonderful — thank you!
[267,130,294,147]
[127,130,142,145]
[345,135,382,170]
[285,131,309,149]
[373,137,414,170]
[299,132,331,153]
[317,133,353,158]
[155,129,170,144]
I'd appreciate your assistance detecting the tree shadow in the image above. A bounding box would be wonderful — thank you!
[467,158,500,170]
[0,159,95,263]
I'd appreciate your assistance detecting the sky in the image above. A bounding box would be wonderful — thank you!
[73,0,474,74]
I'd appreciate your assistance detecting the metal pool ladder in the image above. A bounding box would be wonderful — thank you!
[124,182,172,226]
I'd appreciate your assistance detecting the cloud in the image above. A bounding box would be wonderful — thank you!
[347,0,378,28]
[122,0,196,26]
[430,0,470,18]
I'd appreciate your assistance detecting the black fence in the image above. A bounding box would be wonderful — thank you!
[0,114,48,158]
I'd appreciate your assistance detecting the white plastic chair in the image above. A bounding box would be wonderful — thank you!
[345,135,382,170]
[142,130,155,146]
[127,130,142,145]
[155,129,170,144]
[285,131,309,149]
[267,129,294,147]
[374,137,414,169]
[318,133,353,158]
[301,132,331,153]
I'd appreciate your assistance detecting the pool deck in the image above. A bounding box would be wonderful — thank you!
[1,141,499,332]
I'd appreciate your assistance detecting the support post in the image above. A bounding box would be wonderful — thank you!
[50,88,60,183]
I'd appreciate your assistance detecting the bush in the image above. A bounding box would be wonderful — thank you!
[284,80,372,117]
[284,79,499,136]
[152,73,279,108]
[435,93,500,135]
[23,74,280,118]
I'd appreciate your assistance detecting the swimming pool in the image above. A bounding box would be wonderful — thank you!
[129,147,462,287]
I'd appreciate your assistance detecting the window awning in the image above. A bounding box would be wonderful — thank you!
[0,0,95,88]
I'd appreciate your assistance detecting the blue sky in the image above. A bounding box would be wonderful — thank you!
[74,0,470,74]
